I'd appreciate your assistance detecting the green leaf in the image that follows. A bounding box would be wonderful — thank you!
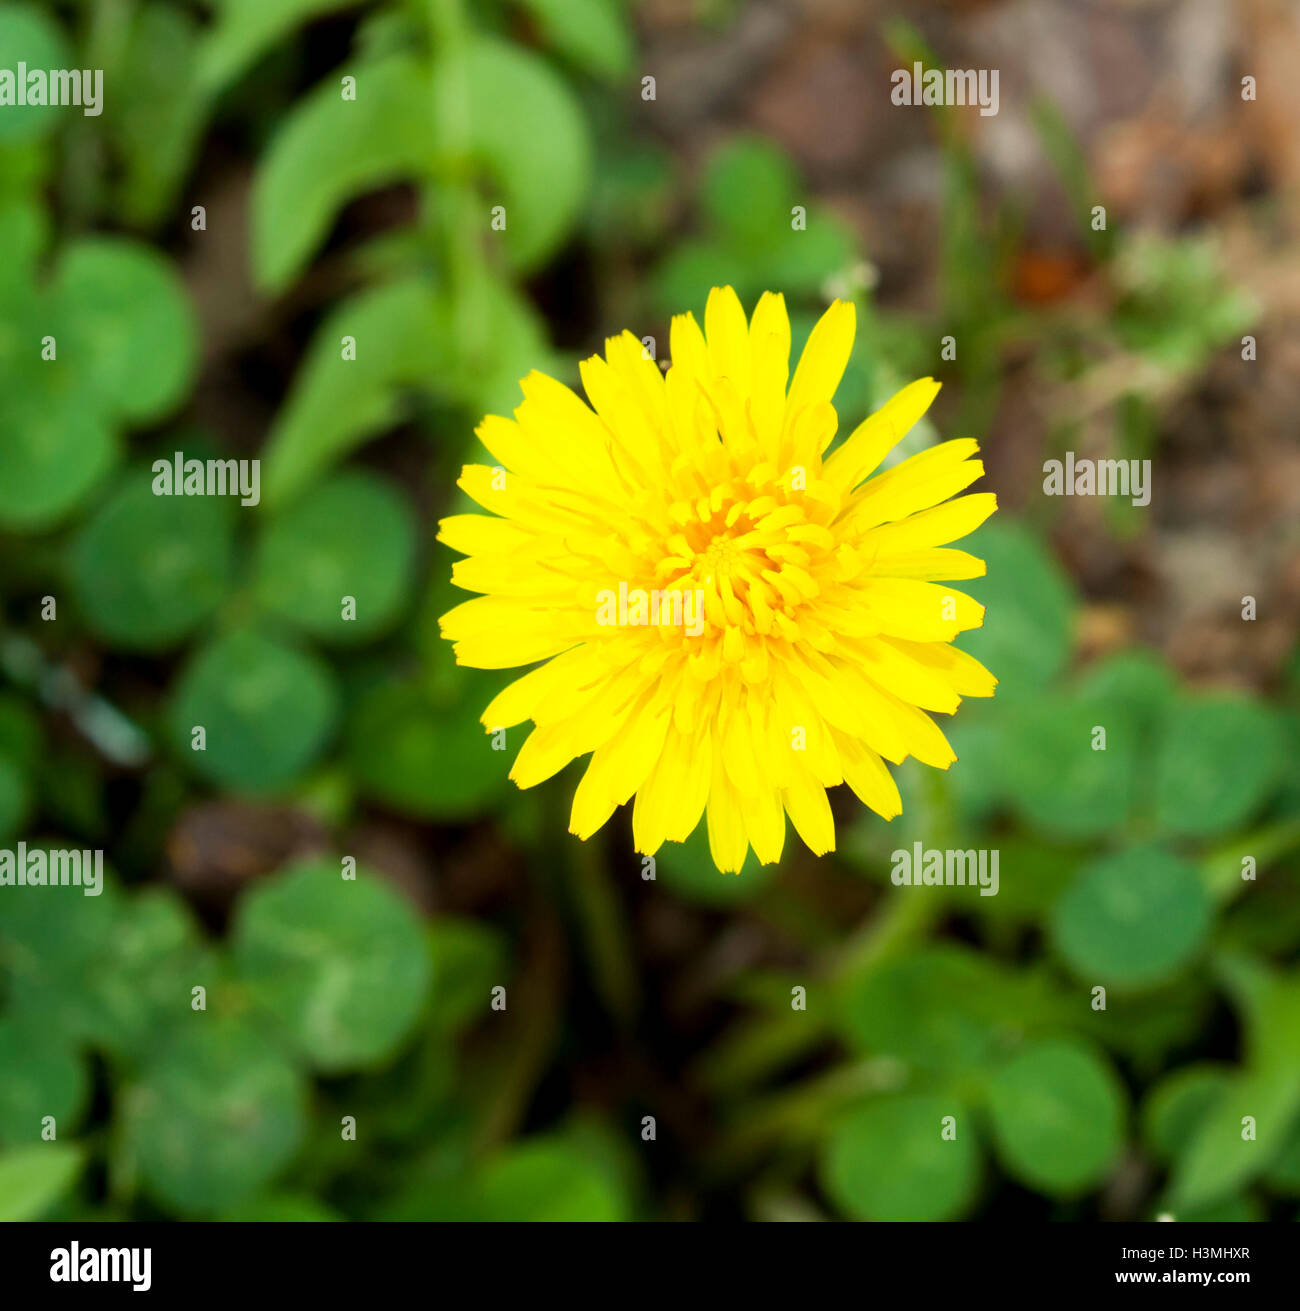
[449,35,592,271]
[1050,846,1211,991]
[348,681,507,820]
[429,918,508,1033]
[92,888,216,1060]
[1002,691,1139,840]
[943,718,1010,823]
[1170,965,1300,1210]
[956,835,1083,922]
[0,200,45,299]
[0,1144,84,1220]
[252,56,434,293]
[448,273,555,416]
[474,1137,629,1221]
[167,629,341,791]
[125,1017,307,1216]
[231,859,432,1072]
[958,520,1075,700]
[1074,648,1177,736]
[655,222,853,318]
[837,945,1064,1072]
[1168,1193,1265,1222]
[111,3,208,226]
[2,877,211,1064]
[1079,981,1210,1070]
[198,0,362,97]
[822,1095,980,1221]
[219,1192,342,1221]
[382,1135,630,1221]
[68,468,235,650]
[516,0,633,80]
[762,213,857,297]
[0,865,125,1045]
[1154,696,1286,839]
[260,277,449,507]
[654,240,750,320]
[1171,1070,1299,1212]
[984,1039,1125,1196]
[0,1019,88,1146]
[699,137,798,254]
[654,137,855,313]
[1263,1117,1300,1196]
[1141,1065,1231,1164]
[0,5,71,142]
[254,470,416,643]
[0,372,117,531]
[55,239,197,423]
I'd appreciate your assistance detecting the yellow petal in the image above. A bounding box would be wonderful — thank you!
[822,377,941,492]
[786,298,856,417]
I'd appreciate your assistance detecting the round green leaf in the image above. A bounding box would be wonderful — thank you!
[68,469,234,650]
[232,859,431,1072]
[958,836,1082,922]
[254,471,415,643]
[1154,696,1286,838]
[958,520,1075,700]
[1075,648,1177,733]
[700,137,797,253]
[1141,1065,1230,1164]
[822,1095,980,1221]
[55,239,197,423]
[0,372,117,530]
[986,1039,1125,1196]
[126,1018,307,1216]
[1002,691,1139,840]
[0,1020,88,1146]
[654,240,749,321]
[837,945,1063,1072]
[168,629,340,790]
[0,861,124,1044]
[1051,846,1212,990]
[940,718,1007,822]
[0,5,71,142]
[0,1144,84,1221]
[93,888,216,1060]
[764,213,857,298]
[474,1138,628,1221]
[348,682,506,820]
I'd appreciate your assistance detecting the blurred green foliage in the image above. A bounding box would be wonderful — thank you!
[0,0,1294,1225]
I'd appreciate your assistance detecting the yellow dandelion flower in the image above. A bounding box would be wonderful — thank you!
[439,287,997,873]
